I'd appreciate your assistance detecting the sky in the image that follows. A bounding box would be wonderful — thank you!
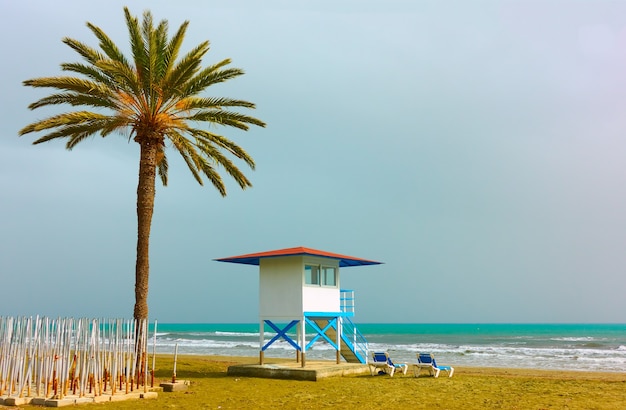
[1,0,625,324]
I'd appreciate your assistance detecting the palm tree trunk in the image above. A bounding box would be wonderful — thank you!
[134,139,158,321]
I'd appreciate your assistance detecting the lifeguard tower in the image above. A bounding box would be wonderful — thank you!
[216,246,382,367]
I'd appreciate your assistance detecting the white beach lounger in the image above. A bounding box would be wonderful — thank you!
[413,353,454,378]
[369,352,408,377]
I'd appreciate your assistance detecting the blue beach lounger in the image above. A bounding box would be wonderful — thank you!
[370,352,408,376]
[413,353,454,378]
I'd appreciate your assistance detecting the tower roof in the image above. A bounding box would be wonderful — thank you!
[215,246,382,267]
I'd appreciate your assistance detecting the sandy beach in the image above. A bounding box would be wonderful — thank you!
[46,354,622,410]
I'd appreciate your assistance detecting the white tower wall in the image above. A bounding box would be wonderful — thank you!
[258,255,341,320]
[259,256,303,320]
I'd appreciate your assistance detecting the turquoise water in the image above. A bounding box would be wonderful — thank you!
[151,323,626,372]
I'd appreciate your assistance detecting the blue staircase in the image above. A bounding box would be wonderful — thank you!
[309,290,369,364]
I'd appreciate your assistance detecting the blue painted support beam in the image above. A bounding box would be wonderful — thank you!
[262,320,301,351]
[304,317,339,350]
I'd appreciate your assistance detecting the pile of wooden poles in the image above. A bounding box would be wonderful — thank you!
[0,316,156,400]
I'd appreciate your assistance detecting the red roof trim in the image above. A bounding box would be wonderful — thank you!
[215,246,382,267]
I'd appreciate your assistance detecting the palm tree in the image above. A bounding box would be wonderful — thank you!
[19,8,265,322]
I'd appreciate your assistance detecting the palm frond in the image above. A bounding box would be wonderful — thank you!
[167,129,252,193]
[62,38,105,65]
[31,119,118,146]
[23,77,112,98]
[26,125,90,144]
[195,139,252,190]
[99,116,133,137]
[183,65,244,95]
[96,59,141,96]
[197,158,227,196]
[189,129,255,168]
[66,129,100,149]
[19,111,109,135]
[175,97,256,111]
[141,9,156,94]
[186,110,266,130]
[37,116,129,146]
[28,92,118,110]
[201,58,232,73]
[153,20,170,82]
[167,131,205,185]
[161,20,189,78]
[124,7,148,89]
[156,145,168,185]
[87,22,130,67]
[61,62,115,88]
[164,41,210,95]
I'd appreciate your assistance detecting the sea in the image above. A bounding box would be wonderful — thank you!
[150,323,626,373]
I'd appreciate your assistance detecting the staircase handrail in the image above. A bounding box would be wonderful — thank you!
[341,316,369,363]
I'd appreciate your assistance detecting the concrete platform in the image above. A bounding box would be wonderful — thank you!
[160,380,190,392]
[0,390,159,407]
[2,397,32,406]
[227,360,370,381]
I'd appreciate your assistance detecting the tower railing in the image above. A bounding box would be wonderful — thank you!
[339,289,369,363]
[340,289,355,315]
